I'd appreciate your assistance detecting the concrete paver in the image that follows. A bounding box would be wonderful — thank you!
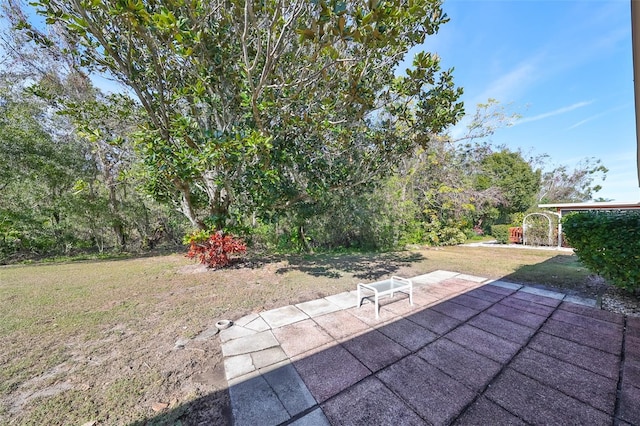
[234,313,260,327]
[289,408,331,426]
[454,397,527,426]
[378,355,476,425]
[628,315,640,331]
[322,377,424,426]
[464,287,508,303]
[228,374,290,426]
[623,359,640,386]
[430,299,480,321]
[432,278,482,295]
[626,334,640,357]
[262,363,316,417]
[417,338,501,391]
[485,368,612,425]
[519,285,566,299]
[411,272,448,285]
[563,294,597,307]
[218,270,638,425]
[529,332,621,380]
[344,303,398,326]
[322,376,426,426]
[512,290,563,307]
[224,354,255,380]
[233,313,260,327]
[541,318,623,354]
[446,324,522,363]
[260,305,308,329]
[323,291,358,309]
[244,316,270,332]
[454,273,487,283]
[313,309,370,341]
[341,329,409,372]
[292,344,370,403]
[486,302,548,328]
[551,309,623,335]
[376,317,438,351]
[500,295,556,316]
[409,290,443,307]
[271,319,333,357]
[467,312,536,345]
[510,348,617,413]
[559,301,624,324]
[619,383,640,424]
[219,325,257,343]
[295,298,342,318]
[221,330,279,356]
[486,280,521,291]
[418,270,459,281]
[251,346,288,370]
[448,293,494,310]
[406,307,461,335]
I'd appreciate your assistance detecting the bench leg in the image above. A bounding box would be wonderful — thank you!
[375,293,380,319]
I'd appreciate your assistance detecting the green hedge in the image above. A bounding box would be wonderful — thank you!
[491,225,511,244]
[562,211,640,292]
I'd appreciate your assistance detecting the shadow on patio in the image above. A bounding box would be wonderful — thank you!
[135,269,640,425]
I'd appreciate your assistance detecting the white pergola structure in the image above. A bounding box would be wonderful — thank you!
[538,201,640,247]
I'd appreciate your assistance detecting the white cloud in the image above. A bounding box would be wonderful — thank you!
[567,104,631,130]
[567,117,594,130]
[516,101,593,126]
[474,59,540,106]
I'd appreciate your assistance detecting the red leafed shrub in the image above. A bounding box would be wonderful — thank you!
[184,231,247,269]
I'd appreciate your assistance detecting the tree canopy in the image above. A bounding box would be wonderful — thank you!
[8,0,464,230]
[475,149,541,216]
[539,158,608,203]
[0,2,611,259]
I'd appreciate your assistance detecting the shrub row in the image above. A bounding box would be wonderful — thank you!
[562,211,640,292]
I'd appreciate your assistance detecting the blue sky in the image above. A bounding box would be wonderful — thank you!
[413,0,640,202]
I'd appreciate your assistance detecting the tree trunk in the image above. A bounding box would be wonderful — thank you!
[298,224,313,254]
[177,180,206,229]
[100,162,127,250]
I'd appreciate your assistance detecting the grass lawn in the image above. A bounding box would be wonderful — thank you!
[0,246,605,424]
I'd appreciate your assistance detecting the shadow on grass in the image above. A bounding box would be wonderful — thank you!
[272,252,426,280]
[500,254,601,298]
[2,245,185,266]
[129,388,233,426]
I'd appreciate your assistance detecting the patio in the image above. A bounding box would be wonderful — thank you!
[220,271,640,425]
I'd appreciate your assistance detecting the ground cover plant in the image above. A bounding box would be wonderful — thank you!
[1,246,634,425]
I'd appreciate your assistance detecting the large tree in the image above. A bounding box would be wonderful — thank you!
[7,0,463,230]
[474,149,541,217]
[538,158,608,203]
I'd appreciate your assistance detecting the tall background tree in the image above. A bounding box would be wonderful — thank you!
[0,1,610,259]
[7,0,464,231]
[0,7,189,258]
[538,158,608,203]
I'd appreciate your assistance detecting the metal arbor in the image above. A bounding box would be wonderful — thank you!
[522,212,562,247]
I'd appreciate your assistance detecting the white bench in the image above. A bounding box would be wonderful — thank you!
[357,276,413,319]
